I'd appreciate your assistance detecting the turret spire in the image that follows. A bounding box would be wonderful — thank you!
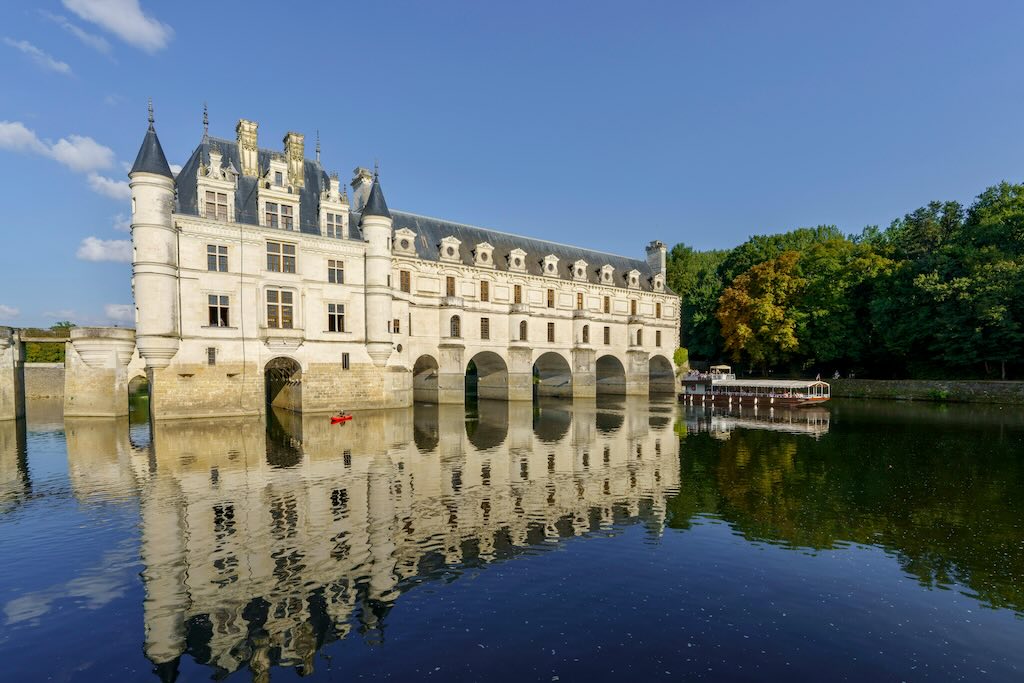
[315,130,320,163]
[131,98,173,178]
[202,102,208,140]
[361,168,391,220]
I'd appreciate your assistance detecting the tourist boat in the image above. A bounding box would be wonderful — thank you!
[330,413,353,424]
[680,365,830,407]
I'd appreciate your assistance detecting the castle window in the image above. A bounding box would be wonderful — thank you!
[547,322,555,343]
[450,315,461,338]
[446,276,456,297]
[393,318,401,334]
[266,289,293,329]
[656,330,662,347]
[342,352,350,370]
[547,289,554,308]
[400,270,411,293]
[519,320,528,341]
[481,281,489,302]
[328,259,344,284]
[656,302,662,319]
[207,244,227,272]
[604,326,610,345]
[205,191,228,221]
[267,242,296,273]
[265,203,294,230]
[326,212,344,238]
[207,295,229,327]
[207,347,217,366]
[631,299,637,316]
[603,296,610,314]
[514,285,522,304]
[577,292,584,310]
[637,329,643,346]
[274,171,283,186]
[328,303,345,332]
[583,325,590,344]
[481,317,490,340]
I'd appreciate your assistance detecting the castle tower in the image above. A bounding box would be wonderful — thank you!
[360,172,394,366]
[129,102,179,370]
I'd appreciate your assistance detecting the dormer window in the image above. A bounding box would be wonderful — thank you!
[653,274,665,292]
[440,236,462,263]
[274,171,283,186]
[542,254,560,277]
[474,242,495,268]
[265,202,294,230]
[508,248,527,273]
[600,264,615,284]
[325,212,345,238]
[627,269,641,289]
[572,259,588,282]
[205,191,228,221]
[394,228,418,255]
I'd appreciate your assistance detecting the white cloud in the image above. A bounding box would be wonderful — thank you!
[62,0,172,53]
[0,121,114,173]
[3,38,72,75]
[50,135,115,173]
[104,304,134,322]
[87,173,131,199]
[77,236,132,262]
[0,121,49,155]
[0,121,128,201]
[113,213,131,232]
[0,304,20,319]
[40,11,112,55]
[103,94,123,106]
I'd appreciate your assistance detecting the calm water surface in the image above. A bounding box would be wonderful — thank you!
[1,397,1022,681]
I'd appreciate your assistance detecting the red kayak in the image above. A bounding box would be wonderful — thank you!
[331,414,353,424]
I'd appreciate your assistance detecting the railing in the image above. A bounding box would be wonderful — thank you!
[441,296,465,308]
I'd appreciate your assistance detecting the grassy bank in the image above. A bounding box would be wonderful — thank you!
[830,379,1024,405]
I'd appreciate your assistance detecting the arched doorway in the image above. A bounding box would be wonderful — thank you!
[413,354,439,403]
[596,355,626,395]
[265,357,302,412]
[649,355,675,395]
[466,351,508,401]
[128,375,149,423]
[533,351,572,399]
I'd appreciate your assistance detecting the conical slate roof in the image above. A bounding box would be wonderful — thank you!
[130,123,173,178]
[361,175,391,220]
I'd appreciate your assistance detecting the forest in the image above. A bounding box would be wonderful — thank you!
[667,181,1024,379]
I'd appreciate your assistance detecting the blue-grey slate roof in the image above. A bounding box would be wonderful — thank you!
[130,125,173,178]
[173,138,665,291]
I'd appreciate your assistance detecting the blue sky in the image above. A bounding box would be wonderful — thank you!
[1,1,1022,328]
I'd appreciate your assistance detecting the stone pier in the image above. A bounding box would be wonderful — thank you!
[63,327,137,418]
[0,327,25,421]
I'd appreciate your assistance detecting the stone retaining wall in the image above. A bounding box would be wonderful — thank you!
[830,379,1024,405]
[24,363,65,399]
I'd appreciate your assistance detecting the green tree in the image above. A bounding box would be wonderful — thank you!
[717,251,805,372]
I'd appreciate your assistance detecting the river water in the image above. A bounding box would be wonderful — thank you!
[1,397,1022,681]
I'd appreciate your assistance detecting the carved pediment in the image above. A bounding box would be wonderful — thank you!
[508,248,527,272]
[542,254,560,277]
[439,236,462,263]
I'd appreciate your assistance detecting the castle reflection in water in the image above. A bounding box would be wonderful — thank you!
[22,398,684,680]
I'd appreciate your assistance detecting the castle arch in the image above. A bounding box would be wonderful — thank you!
[533,351,573,399]
[596,355,626,395]
[265,356,302,412]
[413,354,439,403]
[648,354,675,395]
[465,351,508,401]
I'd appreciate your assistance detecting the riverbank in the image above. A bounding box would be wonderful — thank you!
[830,379,1024,405]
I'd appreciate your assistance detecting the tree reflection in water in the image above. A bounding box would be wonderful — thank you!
[667,401,1024,614]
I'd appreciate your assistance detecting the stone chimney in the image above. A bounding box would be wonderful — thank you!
[646,240,667,278]
[283,131,305,188]
[351,167,373,211]
[235,119,258,176]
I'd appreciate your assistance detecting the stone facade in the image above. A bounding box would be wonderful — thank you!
[125,114,682,419]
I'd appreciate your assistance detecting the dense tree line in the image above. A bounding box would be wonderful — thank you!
[667,182,1024,379]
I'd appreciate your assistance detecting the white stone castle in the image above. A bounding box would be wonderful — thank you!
[124,107,680,418]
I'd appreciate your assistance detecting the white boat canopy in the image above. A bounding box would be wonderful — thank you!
[712,379,830,390]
